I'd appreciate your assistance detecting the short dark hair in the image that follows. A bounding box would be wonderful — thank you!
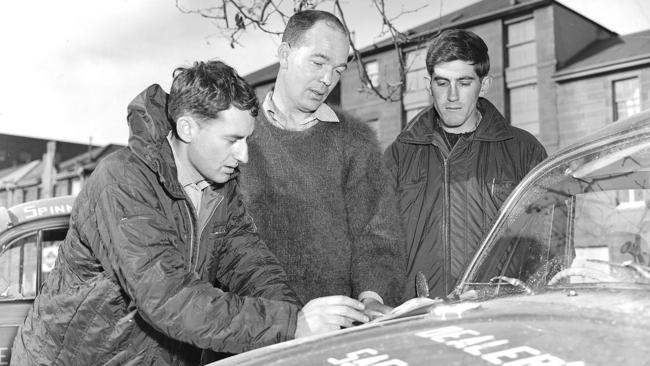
[281,10,347,46]
[425,29,490,78]
[167,60,258,127]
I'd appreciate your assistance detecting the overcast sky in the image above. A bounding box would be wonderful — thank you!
[0,0,649,146]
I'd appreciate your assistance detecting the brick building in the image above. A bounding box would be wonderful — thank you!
[244,0,650,152]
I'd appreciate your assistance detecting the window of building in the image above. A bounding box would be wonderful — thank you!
[364,61,379,88]
[25,186,39,202]
[507,18,536,69]
[14,189,25,203]
[71,178,83,196]
[405,48,428,92]
[19,151,32,163]
[509,84,539,135]
[613,77,641,121]
[617,189,647,210]
[55,180,70,196]
[506,16,539,137]
[0,149,6,162]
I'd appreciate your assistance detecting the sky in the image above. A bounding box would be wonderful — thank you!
[0,0,649,146]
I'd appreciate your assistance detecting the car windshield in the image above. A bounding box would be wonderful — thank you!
[460,127,650,299]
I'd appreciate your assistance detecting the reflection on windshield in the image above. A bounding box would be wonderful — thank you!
[463,134,650,299]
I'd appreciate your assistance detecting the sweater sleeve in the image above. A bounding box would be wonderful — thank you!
[342,120,407,306]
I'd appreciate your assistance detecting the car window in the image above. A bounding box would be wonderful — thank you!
[0,233,37,299]
[0,227,65,300]
[463,134,650,298]
[41,228,65,283]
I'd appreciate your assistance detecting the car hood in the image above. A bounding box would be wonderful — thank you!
[211,287,650,366]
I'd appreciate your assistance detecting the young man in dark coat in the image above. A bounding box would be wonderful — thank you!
[238,10,406,314]
[385,29,548,300]
[11,61,368,366]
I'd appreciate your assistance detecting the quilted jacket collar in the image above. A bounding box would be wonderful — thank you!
[126,84,185,199]
[397,97,514,145]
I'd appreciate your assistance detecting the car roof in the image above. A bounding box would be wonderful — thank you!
[0,195,75,236]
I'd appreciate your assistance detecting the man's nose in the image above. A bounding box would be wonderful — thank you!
[234,140,249,164]
[320,67,333,86]
[447,83,459,101]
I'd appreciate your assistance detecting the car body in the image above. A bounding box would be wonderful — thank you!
[0,195,74,363]
[211,110,650,366]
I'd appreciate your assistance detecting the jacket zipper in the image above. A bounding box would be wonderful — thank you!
[182,202,197,271]
[442,157,451,294]
[183,192,225,274]
[195,194,224,273]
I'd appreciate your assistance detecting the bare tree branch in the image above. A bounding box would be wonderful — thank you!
[176,0,427,101]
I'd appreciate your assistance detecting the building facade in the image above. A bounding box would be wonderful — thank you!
[0,141,123,208]
[244,0,650,152]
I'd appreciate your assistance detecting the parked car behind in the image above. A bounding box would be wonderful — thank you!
[210,110,650,366]
[0,195,74,363]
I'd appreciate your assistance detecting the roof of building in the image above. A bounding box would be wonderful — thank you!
[58,144,124,173]
[554,29,650,81]
[0,144,125,189]
[0,161,41,187]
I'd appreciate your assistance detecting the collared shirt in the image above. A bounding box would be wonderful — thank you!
[263,91,339,131]
[167,133,209,209]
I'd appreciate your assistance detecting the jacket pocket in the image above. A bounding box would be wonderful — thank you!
[488,179,517,207]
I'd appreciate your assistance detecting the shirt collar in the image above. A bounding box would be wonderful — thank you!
[263,90,339,127]
[166,132,209,190]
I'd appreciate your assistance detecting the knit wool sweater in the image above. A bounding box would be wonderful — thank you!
[238,111,406,306]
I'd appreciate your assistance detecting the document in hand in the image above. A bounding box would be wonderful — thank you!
[369,297,442,323]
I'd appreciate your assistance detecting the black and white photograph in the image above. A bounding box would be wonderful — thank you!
[1,1,650,365]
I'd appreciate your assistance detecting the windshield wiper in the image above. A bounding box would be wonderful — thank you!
[587,259,650,280]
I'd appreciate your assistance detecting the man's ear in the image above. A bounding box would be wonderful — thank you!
[278,42,291,69]
[479,75,492,97]
[175,116,196,143]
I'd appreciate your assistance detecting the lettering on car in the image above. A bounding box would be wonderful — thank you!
[22,203,73,220]
[415,326,585,366]
[327,348,407,366]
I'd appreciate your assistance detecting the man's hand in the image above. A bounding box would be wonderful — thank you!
[295,295,368,338]
[362,298,393,320]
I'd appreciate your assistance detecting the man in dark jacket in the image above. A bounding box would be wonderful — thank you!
[385,29,548,300]
[238,10,406,315]
[11,61,368,366]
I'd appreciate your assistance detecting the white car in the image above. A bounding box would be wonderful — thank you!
[211,110,650,366]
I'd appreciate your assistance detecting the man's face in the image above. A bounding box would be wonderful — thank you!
[279,21,349,114]
[429,59,490,130]
[187,106,254,183]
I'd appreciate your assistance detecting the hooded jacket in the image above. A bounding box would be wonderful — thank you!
[385,98,547,300]
[11,85,300,366]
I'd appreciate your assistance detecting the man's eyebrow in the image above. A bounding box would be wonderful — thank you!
[433,75,476,81]
[312,53,331,61]
[312,53,348,68]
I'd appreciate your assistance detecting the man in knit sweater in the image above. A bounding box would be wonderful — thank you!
[238,10,406,317]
